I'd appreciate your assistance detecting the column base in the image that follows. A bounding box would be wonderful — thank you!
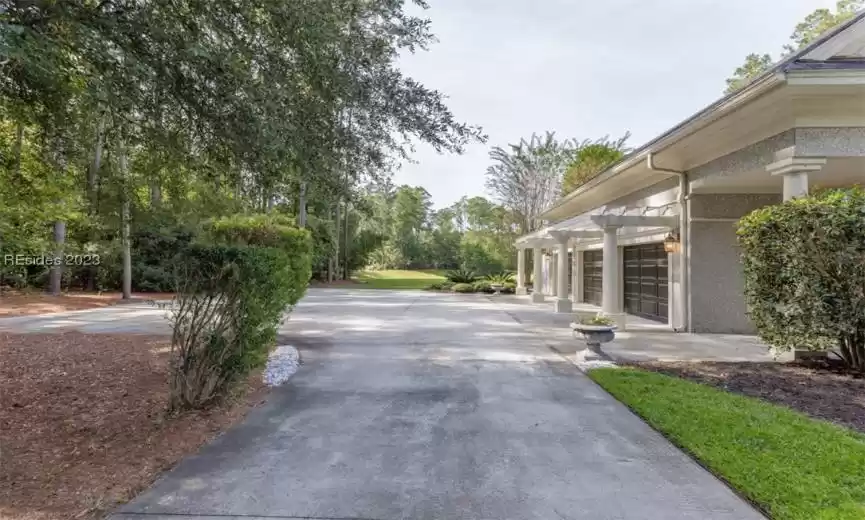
[531,292,545,303]
[554,298,573,313]
[516,287,528,296]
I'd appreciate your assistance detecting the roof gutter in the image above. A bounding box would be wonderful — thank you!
[647,153,690,333]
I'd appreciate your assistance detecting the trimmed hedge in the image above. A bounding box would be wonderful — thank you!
[204,213,312,305]
[473,280,493,293]
[452,283,475,293]
[168,215,312,409]
[738,187,865,371]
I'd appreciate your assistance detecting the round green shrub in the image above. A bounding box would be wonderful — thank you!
[452,283,475,293]
[425,281,455,291]
[472,280,493,293]
[737,187,865,371]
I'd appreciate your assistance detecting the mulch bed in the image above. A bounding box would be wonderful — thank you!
[0,332,268,520]
[630,360,865,434]
[0,292,176,318]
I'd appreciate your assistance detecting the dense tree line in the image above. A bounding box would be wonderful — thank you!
[338,184,519,275]
[0,0,485,293]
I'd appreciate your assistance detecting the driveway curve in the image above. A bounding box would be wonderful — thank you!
[113,289,762,520]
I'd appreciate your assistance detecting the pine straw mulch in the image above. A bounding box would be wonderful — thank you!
[628,359,865,434]
[0,292,176,318]
[0,332,268,520]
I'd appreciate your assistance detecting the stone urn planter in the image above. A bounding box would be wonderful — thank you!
[490,283,504,295]
[571,322,616,361]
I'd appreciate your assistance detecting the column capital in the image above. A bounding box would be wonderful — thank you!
[547,230,571,244]
[766,156,826,176]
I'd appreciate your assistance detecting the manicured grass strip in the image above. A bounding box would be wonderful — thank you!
[589,367,865,520]
[352,269,446,290]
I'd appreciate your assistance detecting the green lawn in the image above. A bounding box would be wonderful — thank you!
[352,269,446,290]
[589,367,865,520]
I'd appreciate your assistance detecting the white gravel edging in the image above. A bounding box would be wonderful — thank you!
[573,358,618,371]
[263,345,300,387]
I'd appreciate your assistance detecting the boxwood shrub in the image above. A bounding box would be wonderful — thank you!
[452,282,475,293]
[737,187,865,372]
[473,280,494,293]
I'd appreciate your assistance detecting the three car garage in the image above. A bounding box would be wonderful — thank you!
[582,244,669,323]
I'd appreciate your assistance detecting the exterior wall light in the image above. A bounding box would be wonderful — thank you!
[663,231,681,254]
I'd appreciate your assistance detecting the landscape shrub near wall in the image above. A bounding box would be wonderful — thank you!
[169,215,312,410]
[737,188,865,372]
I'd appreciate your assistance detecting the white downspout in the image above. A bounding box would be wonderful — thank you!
[647,153,690,333]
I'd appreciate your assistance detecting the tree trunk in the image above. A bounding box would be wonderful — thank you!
[118,141,132,300]
[327,204,335,283]
[150,182,162,208]
[49,133,67,296]
[88,118,105,207]
[334,199,341,280]
[86,121,105,291]
[298,181,307,227]
[49,221,66,295]
[343,201,350,280]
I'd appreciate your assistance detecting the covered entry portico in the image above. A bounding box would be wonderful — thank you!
[514,212,679,330]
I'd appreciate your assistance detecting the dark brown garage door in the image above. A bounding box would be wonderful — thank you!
[583,250,603,307]
[624,244,668,322]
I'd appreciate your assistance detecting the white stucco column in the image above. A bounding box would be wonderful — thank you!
[516,248,527,295]
[573,250,584,303]
[766,154,827,201]
[543,253,552,296]
[531,247,544,303]
[554,239,572,313]
[550,252,558,297]
[601,227,620,315]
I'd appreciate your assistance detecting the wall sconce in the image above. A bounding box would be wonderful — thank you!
[663,231,681,253]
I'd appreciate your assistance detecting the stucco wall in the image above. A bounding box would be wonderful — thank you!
[687,194,781,334]
[689,220,752,333]
[794,127,865,157]
[689,193,782,219]
[688,130,794,184]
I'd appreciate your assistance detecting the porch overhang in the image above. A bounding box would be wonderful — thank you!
[514,214,677,248]
[590,215,678,228]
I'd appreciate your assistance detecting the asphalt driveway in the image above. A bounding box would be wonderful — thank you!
[100,289,762,520]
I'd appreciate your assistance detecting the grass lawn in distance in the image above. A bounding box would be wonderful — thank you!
[589,367,865,520]
[352,269,446,290]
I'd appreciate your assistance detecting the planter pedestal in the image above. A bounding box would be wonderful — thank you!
[571,323,617,362]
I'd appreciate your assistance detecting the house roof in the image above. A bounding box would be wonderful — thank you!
[536,9,865,223]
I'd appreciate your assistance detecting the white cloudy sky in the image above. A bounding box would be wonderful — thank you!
[393,0,839,208]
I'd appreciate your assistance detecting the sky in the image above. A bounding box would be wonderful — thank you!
[393,0,840,209]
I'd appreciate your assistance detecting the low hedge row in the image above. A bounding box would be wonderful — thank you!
[425,280,516,294]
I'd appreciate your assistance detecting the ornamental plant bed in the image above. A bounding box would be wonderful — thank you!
[0,332,267,520]
[0,292,176,318]
[627,360,865,434]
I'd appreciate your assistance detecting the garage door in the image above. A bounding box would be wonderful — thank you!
[582,250,603,307]
[624,244,668,322]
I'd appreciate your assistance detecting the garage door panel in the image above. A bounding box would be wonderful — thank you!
[624,244,669,323]
[583,251,603,307]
